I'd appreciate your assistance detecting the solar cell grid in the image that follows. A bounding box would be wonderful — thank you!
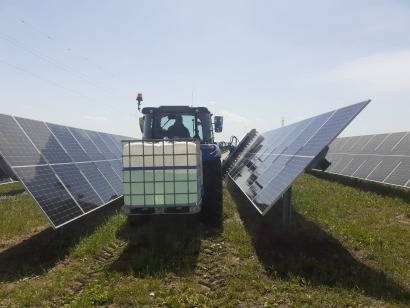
[298,104,365,157]
[339,156,367,177]
[359,134,388,153]
[375,132,406,155]
[13,165,83,226]
[349,135,374,153]
[108,160,123,178]
[15,117,73,164]
[391,132,410,155]
[228,100,370,215]
[288,112,333,157]
[85,130,117,160]
[0,114,46,167]
[95,161,122,194]
[384,158,410,187]
[99,132,122,159]
[325,131,410,188]
[329,137,350,153]
[329,156,354,174]
[352,156,383,179]
[77,162,118,203]
[366,157,401,183]
[68,127,106,161]
[52,163,103,212]
[46,123,91,163]
[0,113,131,228]
[339,136,361,153]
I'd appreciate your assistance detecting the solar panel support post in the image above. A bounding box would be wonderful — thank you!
[282,187,292,229]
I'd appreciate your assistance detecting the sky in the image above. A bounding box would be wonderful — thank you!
[1,0,410,141]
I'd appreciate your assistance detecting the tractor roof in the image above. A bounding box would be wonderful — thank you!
[141,106,211,115]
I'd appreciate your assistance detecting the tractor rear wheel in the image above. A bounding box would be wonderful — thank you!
[201,158,223,228]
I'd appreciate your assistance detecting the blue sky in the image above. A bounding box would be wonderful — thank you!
[1,1,410,141]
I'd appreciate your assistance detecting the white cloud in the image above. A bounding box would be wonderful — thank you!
[83,115,107,122]
[208,101,216,105]
[220,110,249,123]
[309,51,410,92]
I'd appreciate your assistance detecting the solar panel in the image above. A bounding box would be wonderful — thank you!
[67,127,106,161]
[46,123,91,162]
[0,113,132,228]
[227,100,370,215]
[325,131,410,188]
[13,165,84,226]
[76,162,118,203]
[0,114,47,166]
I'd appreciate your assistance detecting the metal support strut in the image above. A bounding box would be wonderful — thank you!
[282,186,292,229]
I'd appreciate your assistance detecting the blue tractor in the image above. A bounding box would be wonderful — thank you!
[122,105,224,226]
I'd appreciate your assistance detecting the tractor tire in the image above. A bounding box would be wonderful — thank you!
[200,158,223,228]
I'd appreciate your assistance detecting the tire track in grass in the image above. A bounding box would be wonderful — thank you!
[54,239,126,305]
[195,236,227,293]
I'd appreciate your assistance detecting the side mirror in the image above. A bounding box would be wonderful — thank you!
[214,116,223,133]
[139,116,145,133]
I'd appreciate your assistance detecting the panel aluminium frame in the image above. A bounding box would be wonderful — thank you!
[0,113,130,228]
[227,100,370,216]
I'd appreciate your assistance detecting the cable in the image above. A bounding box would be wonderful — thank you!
[0,32,133,102]
[0,5,137,90]
[0,58,130,115]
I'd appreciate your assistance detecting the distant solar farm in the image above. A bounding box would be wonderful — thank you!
[2,99,410,231]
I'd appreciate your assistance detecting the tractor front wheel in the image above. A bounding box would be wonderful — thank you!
[200,158,223,228]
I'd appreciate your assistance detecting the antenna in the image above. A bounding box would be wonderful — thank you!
[191,88,194,107]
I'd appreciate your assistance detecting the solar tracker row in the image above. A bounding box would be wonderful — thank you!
[0,113,131,228]
[227,100,370,215]
[325,131,410,187]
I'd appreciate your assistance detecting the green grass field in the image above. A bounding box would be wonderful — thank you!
[0,174,409,307]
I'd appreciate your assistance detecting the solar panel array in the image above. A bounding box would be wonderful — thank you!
[324,131,410,188]
[0,113,131,228]
[227,100,370,215]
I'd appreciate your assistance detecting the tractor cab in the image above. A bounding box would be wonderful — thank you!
[139,106,223,144]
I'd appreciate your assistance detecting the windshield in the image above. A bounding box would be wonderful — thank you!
[143,113,213,143]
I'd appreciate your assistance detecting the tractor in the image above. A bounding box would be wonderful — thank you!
[122,105,224,226]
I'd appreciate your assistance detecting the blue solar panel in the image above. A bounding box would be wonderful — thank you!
[15,117,73,164]
[84,130,117,160]
[98,132,122,159]
[95,161,122,194]
[76,162,118,203]
[0,113,131,228]
[68,127,106,161]
[385,158,410,187]
[107,159,123,178]
[227,100,370,215]
[13,165,84,226]
[46,123,91,163]
[0,114,46,166]
[51,163,102,212]
[325,131,410,188]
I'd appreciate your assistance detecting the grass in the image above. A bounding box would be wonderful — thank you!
[0,182,47,246]
[0,175,409,307]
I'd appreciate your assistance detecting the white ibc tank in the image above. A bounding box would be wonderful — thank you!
[122,140,202,208]
[123,141,198,167]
